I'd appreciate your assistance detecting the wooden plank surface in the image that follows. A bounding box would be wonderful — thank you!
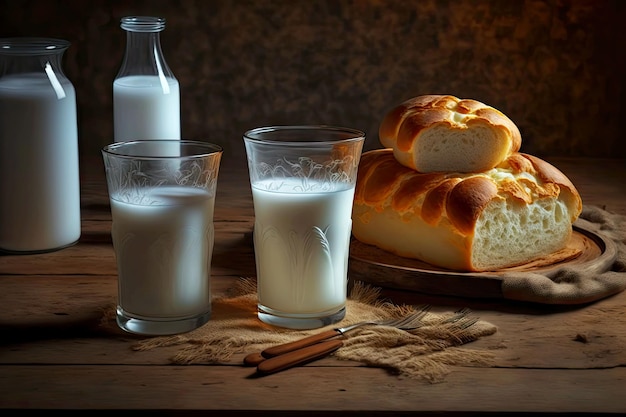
[1,366,625,413]
[0,157,625,415]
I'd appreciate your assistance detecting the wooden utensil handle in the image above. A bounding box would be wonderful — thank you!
[243,352,266,367]
[262,329,340,358]
[256,339,343,375]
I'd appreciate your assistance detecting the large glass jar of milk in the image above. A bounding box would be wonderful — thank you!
[0,38,81,253]
[113,16,181,142]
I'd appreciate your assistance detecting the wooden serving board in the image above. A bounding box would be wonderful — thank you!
[348,218,618,300]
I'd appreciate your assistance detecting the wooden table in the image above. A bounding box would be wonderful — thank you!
[1,155,625,415]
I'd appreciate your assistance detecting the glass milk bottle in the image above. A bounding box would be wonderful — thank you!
[113,16,181,142]
[0,38,81,253]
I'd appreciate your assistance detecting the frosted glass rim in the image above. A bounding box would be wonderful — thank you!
[243,125,366,146]
[102,140,223,160]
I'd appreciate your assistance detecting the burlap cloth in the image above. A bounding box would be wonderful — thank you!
[108,279,498,383]
[500,205,626,304]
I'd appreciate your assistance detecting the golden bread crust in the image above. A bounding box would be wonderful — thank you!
[379,95,522,173]
[352,149,583,271]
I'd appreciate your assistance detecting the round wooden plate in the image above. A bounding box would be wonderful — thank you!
[348,218,618,300]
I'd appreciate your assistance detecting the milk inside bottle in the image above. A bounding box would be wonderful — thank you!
[0,38,81,253]
[114,75,180,141]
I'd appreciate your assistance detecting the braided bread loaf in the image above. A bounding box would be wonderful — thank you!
[379,95,522,173]
[352,149,582,271]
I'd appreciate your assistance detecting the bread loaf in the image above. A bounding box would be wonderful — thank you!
[352,149,582,271]
[379,95,522,173]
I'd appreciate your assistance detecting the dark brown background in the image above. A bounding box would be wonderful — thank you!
[1,0,624,167]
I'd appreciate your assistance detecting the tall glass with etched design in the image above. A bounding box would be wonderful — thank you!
[244,126,365,329]
[102,140,222,336]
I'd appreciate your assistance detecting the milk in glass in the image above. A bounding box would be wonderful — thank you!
[111,186,214,319]
[252,178,354,315]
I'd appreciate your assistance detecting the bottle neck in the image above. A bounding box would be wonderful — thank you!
[115,17,175,80]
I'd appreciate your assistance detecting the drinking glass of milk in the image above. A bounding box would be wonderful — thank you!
[244,126,365,329]
[102,140,222,336]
